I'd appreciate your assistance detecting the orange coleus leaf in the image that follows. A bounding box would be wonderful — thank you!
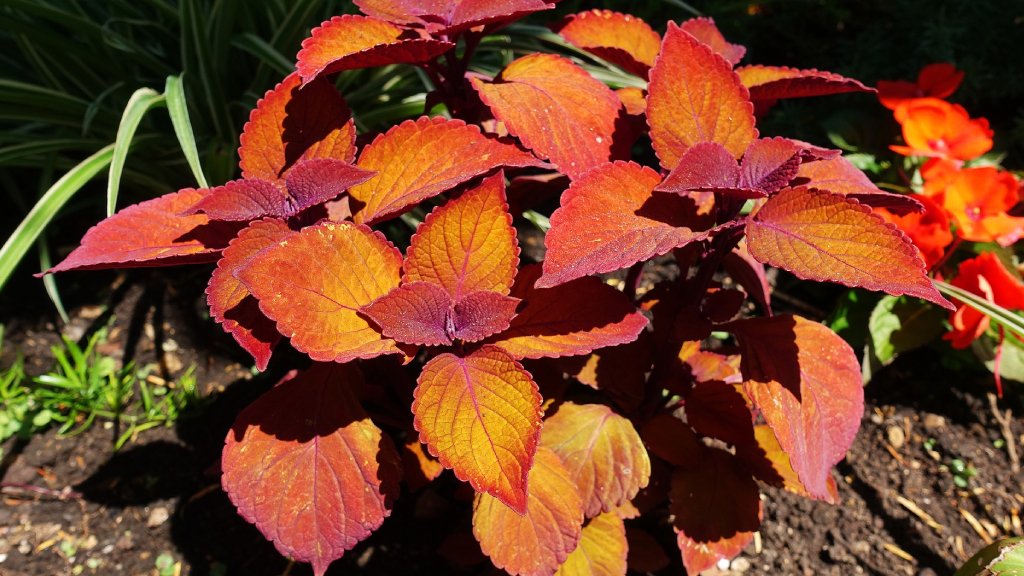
[414,346,543,512]
[795,156,923,214]
[355,0,554,33]
[926,167,1024,245]
[47,188,240,274]
[945,253,1024,349]
[402,436,445,492]
[647,23,757,168]
[349,116,542,224]
[671,447,761,574]
[363,282,520,346]
[877,62,964,110]
[737,424,839,502]
[221,363,401,576]
[189,159,375,221]
[206,219,292,371]
[540,402,651,518]
[554,10,661,76]
[296,15,453,85]
[727,314,862,501]
[471,54,620,180]
[238,73,357,181]
[237,221,406,363]
[678,17,745,66]
[403,173,519,297]
[488,264,649,359]
[736,65,873,101]
[473,447,584,576]
[554,511,628,576]
[891,98,993,161]
[874,194,953,268]
[745,187,951,308]
[541,161,710,287]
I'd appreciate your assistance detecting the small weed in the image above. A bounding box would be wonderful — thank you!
[950,458,978,488]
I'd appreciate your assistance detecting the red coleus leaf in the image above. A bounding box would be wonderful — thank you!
[684,380,754,448]
[727,314,862,501]
[563,334,652,413]
[736,65,874,101]
[403,173,519,297]
[745,187,951,308]
[671,447,761,574]
[47,188,239,274]
[363,282,519,346]
[657,137,805,199]
[237,221,407,363]
[737,424,839,502]
[349,116,542,224]
[540,402,651,518]
[221,363,401,576]
[471,54,620,180]
[795,156,922,214]
[206,219,292,371]
[724,240,772,314]
[473,447,584,576]
[189,159,375,221]
[555,511,628,576]
[541,161,711,287]
[238,73,357,181]
[355,0,554,33]
[554,10,661,76]
[678,17,746,66]
[488,264,649,359]
[414,345,543,513]
[647,23,757,168]
[296,15,453,85]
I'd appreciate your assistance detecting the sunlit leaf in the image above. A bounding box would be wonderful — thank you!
[473,447,584,576]
[555,511,628,576]
[796,156,922,214]
[555,10,661,76]
[207,218,292,371]
[237,221,406,363]
[647,23,757,168]
[472,54,620,180]
[355,0,555,33]
[296,15,453,84]
[541,402,650,518]
[737,65,874,101]
[490,265,649,359]
[414,346,543,512]
[746,187,950,307]
[678,17,745,65]
[222,364,401,576]
[350,116,542,224]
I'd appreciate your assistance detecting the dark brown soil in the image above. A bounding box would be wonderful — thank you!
[1,267,1022,576]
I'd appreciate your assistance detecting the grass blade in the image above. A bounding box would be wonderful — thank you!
[108,88,166,216]
[38,236,70,324]
[935,279,1024,340]
[164,75,209,188]
[0,144,115,292]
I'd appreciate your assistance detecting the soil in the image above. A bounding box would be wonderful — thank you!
[1,263,1023,576]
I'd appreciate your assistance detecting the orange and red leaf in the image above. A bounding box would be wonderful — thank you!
[540,402,651,518]
[296,15,453,85]
[647,23,757,168]
[554,10,661,76]
[745,187,950,308]
[471,54,620,180]
[796,156,923,214]
[237,221,406,363]
[736,65,874,101]
[355,0,554,33]
[206,218,292,371]
[349,116,542,225]
[473,447,584,576]
[414,346,543,513]
[678,17,745,66]
[221,364,401,576]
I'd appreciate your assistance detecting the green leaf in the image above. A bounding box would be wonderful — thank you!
[955,537,1024,576]
[108,87,166,215]
[164,75,209,188]
[0,144,115,292]
[868,295,944,366]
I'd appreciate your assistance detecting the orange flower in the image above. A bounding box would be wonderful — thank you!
[945,252,1024,349]
[890,98,992,161]
[924,167,1024,245]
[877,63,964,110]
[875,194,952,268]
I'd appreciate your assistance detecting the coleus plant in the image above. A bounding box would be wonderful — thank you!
[45,3,954,575]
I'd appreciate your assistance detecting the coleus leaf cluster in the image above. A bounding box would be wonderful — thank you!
[46,3,953,574]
